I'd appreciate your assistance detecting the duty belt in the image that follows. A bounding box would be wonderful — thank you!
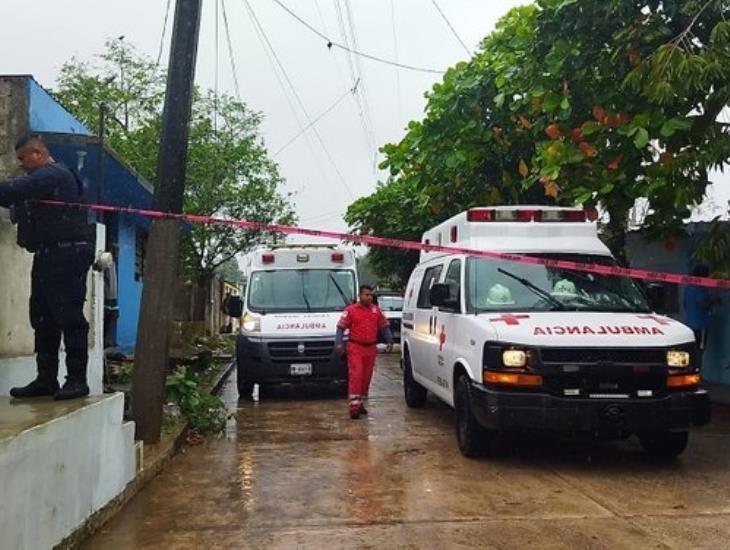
[38,241,90,253]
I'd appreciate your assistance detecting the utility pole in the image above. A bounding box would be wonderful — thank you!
[131,0,202,443]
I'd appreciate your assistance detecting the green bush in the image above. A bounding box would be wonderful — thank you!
[165,367,230,434]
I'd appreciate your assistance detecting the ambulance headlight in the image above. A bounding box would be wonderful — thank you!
[502,349,528,368]
[666,350,690,368]
[242,313,261,333]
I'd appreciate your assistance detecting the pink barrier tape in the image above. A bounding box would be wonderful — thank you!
[39,200,730,290]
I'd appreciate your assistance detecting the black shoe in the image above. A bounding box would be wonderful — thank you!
[359,405,368,416]
[10,378,59,398]
[54,380,90,400]
[349,410,361,420]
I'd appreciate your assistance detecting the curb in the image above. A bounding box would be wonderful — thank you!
[56,360,235,550]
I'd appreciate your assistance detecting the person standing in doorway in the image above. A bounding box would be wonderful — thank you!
[683,263,720,355]
[0,135,93,399]
[335,285,393,419]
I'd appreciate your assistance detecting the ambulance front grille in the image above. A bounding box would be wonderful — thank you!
[268,340,334,361]
[539,347,666,365]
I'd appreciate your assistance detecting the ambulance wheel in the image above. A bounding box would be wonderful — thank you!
[403,353,427,408]
[638,431,689,458]
[455,374,492,458]
[236,362,254,400]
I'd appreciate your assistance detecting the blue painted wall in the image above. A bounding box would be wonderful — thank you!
[28,78,92,135]
[116,215,144,351]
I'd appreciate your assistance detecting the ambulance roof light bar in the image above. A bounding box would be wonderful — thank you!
[466,208,586,223]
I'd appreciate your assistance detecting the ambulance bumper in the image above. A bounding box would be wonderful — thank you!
[236,334,347,384]
[468,382,711,434]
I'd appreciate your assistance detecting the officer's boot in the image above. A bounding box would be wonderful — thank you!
[10,355,60,398]
[55,355,90,400]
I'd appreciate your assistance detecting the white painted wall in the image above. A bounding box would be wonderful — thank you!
[0,393,136,549]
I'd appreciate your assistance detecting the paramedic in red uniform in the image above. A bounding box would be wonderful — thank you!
[335,285,393,419]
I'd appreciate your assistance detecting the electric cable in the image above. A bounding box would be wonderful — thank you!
[244,0,355,199]
[431,0,471,56]
[221,0,243,102]
[271,0,444,74]
[156,0,173,67]
[274,81,357,157]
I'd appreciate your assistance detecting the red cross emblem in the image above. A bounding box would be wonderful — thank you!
[489,314,531,326]
[638,314,670,326]
[438,324,447,351]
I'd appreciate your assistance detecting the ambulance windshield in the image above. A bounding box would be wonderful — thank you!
[467,255,651,313]
[248,269,356,313]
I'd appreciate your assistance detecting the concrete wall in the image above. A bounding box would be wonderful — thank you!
[0,77,34,359]
[0,393,137,549]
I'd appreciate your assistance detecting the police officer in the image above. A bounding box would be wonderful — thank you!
[0,135,93,400]
[335,285,393,419]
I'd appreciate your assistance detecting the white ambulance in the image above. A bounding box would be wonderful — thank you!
[401,206,710,458]
[236,245,358,397]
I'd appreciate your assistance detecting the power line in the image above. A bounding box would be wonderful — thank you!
[431,0,471,56]
[342,0,379,163]
[155,0,173,67]
[271,0,445,74]
[390,0,403,125]
[221,0,243,102]
[244,0,355,199]
[274,81,358,157]
[333,0,377,159]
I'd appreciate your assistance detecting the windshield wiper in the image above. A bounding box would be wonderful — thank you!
[299,273,312,312]
[329,273,350,306]
[497,268,566,311]
[562,270,644,311]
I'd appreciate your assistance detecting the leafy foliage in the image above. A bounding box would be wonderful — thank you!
[347,0,730,285]
[165,367,230,434]
[54,38,296,284]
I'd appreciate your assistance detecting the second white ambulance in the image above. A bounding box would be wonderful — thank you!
[402,206,710,458]
[236,245,358,398]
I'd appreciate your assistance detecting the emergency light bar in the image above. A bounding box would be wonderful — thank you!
[331,252,344,262]
[262,253,275,264]
[466,208,586,223]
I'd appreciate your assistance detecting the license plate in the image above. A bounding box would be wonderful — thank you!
[290,363,312,376]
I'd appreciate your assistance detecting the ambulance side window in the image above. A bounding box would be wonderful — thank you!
[441,259,462,313]
[417,265,443,309]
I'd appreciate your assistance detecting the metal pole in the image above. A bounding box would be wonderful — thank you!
[131,0,202,443]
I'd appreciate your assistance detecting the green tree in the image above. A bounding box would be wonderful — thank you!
[347,0,730,285]
[54,38,296,286]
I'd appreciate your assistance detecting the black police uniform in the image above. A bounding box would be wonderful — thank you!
[0,162,94,399]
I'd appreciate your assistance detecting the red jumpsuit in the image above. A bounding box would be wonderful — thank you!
[337,302,389,414]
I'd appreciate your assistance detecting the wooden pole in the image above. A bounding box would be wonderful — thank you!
[131,0,202,443]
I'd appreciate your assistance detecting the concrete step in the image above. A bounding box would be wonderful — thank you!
[0,393,136,549]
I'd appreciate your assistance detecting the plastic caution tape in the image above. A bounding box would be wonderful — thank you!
[39,200,730,290]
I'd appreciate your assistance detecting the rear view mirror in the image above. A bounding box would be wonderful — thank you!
[429,284,449,307]
[646,283,666,313]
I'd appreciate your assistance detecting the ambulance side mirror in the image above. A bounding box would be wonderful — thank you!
[429,284,449,307]
[646,283,666,313]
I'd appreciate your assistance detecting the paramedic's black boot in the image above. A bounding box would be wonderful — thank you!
[10,355,59,398]
[55,357,89,400]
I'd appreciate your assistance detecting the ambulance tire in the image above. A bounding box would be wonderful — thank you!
[403,353,427,408]
[455,374,493,458]
[638,430,689,458]
[236,362,255,400]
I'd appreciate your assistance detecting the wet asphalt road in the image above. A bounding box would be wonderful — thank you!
[86,353,730,549]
